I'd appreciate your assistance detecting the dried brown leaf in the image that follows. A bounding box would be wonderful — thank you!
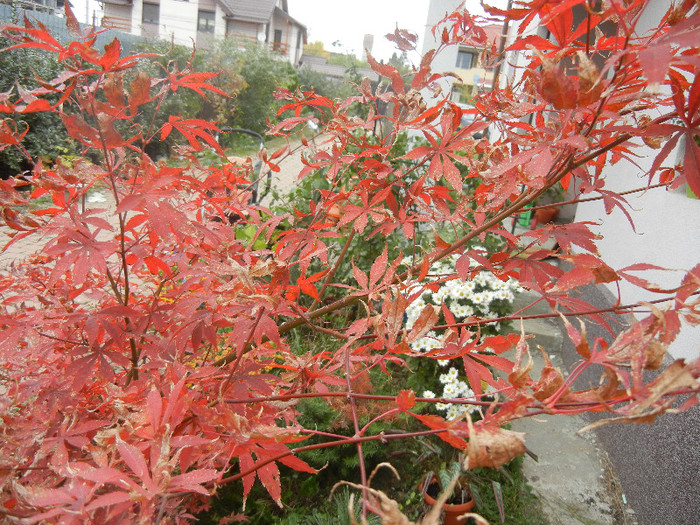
[561,368,623,405]
[406,304,439,344]
[577,51,603,105]
[644,339,667,370]
[458,514,490,525]
[335,481,413,525]
[579,360,699,432]
[335,463,490,525]
[466,416,526,469]
[561,315,591,359]
[508,324,533,388]
[533,347,567,402]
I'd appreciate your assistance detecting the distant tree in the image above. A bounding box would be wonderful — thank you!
[389,51,412,76]
[0,37,76,177]
[327,52,369,69]
[226,41,298,133]
[133,37,294,147]
[132,40,211,158]
[303,40,330,59]
[296,67,355,100]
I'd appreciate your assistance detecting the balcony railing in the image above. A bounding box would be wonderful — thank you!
[5,0,63,14]
[271,41,289,55]
[102,15,131,32]
[224,33,290,56]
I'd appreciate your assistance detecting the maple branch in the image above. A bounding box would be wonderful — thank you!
[428,111,679,269]
[35,331,84,346]
[272,118,676,345]
[225,391,492,406]
[217,428,447,486]
[344,344,369,508]
[526,181,672,211]
[219,134,658,366]
[204,108,679,371]
[125,337,140,384]
[585,5,592,57]
[105,267,124,305]
[424,292,697,332]
[293,304,349,340]
[220,307,266,393]
[218,381,700,488]
[143,82,171,146]
[360,408,401,436]
[7,384,696,479]
[309,229,355,311]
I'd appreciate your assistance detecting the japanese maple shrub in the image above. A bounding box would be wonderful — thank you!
[1,1,700,523]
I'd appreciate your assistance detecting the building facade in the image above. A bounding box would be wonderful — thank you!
[497,0,700,362]
[101,0,306,65]
[421,0,502,106]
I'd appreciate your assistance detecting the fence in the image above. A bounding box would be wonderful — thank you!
[0,3,145,56]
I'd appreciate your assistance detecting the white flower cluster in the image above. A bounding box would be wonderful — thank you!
[422,367,477,420]
[403,252,520,420]
[403,253,522,355]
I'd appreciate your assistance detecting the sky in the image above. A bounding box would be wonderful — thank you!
[287,0,431,62]
[288,0,501,62]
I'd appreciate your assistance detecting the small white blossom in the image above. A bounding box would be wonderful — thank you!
[443,383,459,398]
[446,405,466,420]
[456,381,472,396]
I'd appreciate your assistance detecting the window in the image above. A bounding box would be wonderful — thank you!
[272,29,283,52]
[456,50,476,69]
[198,10,215,33]
[142,3,159,24]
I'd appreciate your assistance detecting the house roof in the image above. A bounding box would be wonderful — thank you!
[218,0,277,22]
[299,57,379,82]
[217,0,306,35]
[273,6,306,31]
[273,5,307,42]
[482,23,505,47]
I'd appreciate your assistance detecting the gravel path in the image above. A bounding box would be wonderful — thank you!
[0,140,316,268]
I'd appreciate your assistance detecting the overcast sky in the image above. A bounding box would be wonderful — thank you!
[288,0,503,62]
[287,0,430,62]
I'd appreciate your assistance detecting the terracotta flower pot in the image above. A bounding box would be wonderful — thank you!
[423,480,475,525]
[533,206,559,225]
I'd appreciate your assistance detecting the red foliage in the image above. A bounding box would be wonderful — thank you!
[1,1,699,522]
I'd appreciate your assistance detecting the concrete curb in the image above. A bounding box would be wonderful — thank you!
[556,284,700,525]
[508,290,623,524]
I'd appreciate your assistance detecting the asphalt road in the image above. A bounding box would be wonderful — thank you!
[557,283,700,525]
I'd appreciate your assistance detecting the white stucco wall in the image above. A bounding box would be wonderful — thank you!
[574,145,700,361]
[156,0,198,46]
[421,0,463,99]
[572,0,700,360]
[493,0,699,360]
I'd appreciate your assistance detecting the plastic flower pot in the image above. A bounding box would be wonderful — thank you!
[423,476,475,525]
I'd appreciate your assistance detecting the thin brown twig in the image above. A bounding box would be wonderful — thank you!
[220,308,266,394]
[309,229,355,312]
